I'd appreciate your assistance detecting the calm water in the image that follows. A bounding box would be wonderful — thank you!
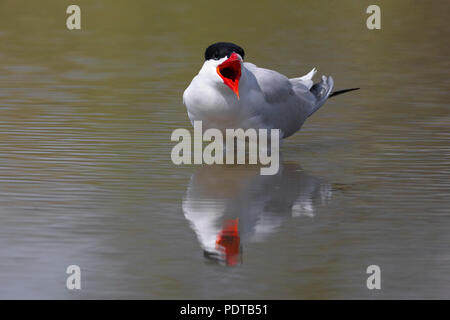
[0,1,449,299]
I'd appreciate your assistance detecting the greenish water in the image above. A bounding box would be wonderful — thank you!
[0,1,449,299]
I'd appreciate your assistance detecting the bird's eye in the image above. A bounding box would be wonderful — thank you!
[213,52,220,60]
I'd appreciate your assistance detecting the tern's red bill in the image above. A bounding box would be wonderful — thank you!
[216,53,241,99]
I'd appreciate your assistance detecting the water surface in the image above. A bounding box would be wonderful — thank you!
[0,1,449,299]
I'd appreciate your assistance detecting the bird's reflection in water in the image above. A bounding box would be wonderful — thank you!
[182,163,332,266]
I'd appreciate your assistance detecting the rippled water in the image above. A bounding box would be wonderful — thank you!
[0,1,449,299]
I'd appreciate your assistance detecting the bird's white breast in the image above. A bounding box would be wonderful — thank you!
[183,75,245,131]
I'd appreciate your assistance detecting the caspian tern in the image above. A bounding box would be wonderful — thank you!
[183,42,358,139]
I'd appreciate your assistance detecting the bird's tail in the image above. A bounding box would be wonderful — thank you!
[307,77,360,117]
[329,87,360,98]
[307,75,334,117]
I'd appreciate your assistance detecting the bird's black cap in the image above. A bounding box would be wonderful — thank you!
[204,42,245,61]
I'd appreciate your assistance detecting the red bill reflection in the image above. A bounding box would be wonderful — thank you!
[216,218,240,266]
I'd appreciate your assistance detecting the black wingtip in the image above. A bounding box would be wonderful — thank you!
[329,88,360,98]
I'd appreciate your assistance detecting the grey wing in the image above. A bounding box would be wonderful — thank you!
[245,62,334,118]
[244,62,295,104]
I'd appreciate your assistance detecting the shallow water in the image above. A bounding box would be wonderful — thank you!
[0,1,449,299]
